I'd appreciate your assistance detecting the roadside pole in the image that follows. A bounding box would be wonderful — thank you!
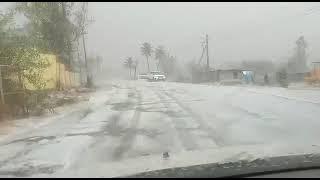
[206,34,209,72]
[82,33,92,87]
[77,40,83,86]
[0,65,8,104]
[205,34,210,81]
[0,66,4,104]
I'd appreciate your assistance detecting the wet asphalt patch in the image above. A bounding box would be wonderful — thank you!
[5,136,57,145]
[0,164,63,177]
[108,101,135,111]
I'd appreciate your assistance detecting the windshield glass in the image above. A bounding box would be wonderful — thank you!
[1,2,320,178]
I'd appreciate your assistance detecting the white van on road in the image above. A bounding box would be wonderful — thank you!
[147,71,166,81]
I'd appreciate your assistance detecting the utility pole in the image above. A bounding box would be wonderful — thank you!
[80,2,94,88]
[82,33,92,87]
[77,40,82,85]
[205,34,210,81]
[61,2,74,88]
[0,66,5,104]
[206,34,209,72]
[77,40,83,85]
[96,56,99,75]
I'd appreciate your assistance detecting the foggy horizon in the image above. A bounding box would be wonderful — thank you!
[86,2,320,72]
[2,2,320,72]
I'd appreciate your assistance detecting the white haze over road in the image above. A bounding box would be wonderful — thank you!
[1,80,320,177]
[86,2,320,73]
[2,2,320,74]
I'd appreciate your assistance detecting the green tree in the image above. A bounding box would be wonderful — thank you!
[72,2,91,40]
[140,42,152,72]
[72,2,94,88]
[15,2,92,89]
[15,3,71,55]
[1,8,49,90]
[0,10,15,48]
[1,48,50,90]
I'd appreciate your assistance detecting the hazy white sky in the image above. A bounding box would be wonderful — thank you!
[86,2,320,70]
[1,2,320,71]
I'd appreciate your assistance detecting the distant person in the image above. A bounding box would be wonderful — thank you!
[243,71,250,84]
[245,71,254,84]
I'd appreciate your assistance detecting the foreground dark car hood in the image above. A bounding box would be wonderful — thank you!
[125,153,320,178]
[52,143,320,178]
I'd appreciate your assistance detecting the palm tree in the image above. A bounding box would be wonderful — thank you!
[140,42,152,72]
[155,45,166,71]
[124,57,133,79]
[132,60,139,80]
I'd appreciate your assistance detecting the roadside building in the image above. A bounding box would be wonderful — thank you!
[287,60,310,83]
[209,69,243,81]
[305,61,320,85]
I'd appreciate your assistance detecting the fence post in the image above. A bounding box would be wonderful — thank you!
[0,66,5,104]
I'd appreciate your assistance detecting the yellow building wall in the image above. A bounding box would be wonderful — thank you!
[44,54,58,89]
[24,54,80,90]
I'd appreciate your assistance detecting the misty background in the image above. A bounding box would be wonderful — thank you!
[2,2,320,78]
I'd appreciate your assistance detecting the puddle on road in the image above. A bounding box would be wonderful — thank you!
[136,107,187,118]
[66,114,129,138]
[136,106,164,113]
[136,129,162,138]
[107,101,135,111]
[4,115,106,145]
[104,114,127,136]
[65,132,103,137]
[6,136,57,145]
[141,153,150,156]
[112,85,131,90]
[66,114,126,138]
[164,110,188,118]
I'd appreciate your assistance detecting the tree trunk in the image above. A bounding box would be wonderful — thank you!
[73,70,76,87]
[82,34,92,88]
[59,62,62,90]
[134,66,137,80]
[146,56,150,72]
[79,64,83,86]
[0,67,4,104]
[56,57,59,90]
[17,71,23,90]
[129,66,132,79]
[69,70,72,88]
[157,60,160,71]
[17,70,28,115]
[64,67,67,89]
